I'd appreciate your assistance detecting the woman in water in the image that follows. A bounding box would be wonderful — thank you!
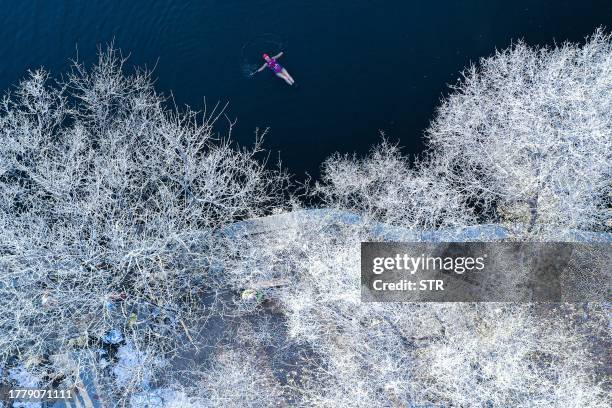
[252,52,295,85]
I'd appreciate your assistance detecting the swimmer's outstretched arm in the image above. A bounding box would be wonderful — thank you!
[272,51,284,59]
[251,63,267,75]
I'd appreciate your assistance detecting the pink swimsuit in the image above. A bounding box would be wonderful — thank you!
[267,58,283,74]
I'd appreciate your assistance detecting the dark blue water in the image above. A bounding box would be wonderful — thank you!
[1,1,610,177]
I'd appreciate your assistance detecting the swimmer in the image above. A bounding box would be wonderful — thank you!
[252,52,295,85]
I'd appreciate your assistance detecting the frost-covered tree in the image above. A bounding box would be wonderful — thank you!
[426,29,611,233]
[316,138,475,229]
[224,215,609,407]
[0,47,286,399]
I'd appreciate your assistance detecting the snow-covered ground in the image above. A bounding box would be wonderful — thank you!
[4,209,610,408]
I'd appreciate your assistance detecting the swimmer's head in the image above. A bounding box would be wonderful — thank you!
[262,53,270,61]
